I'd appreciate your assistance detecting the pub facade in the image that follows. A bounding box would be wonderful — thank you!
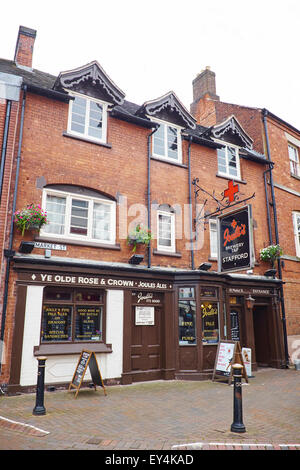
[0,26,286,392]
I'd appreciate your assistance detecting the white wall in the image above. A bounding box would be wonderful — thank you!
[20,287,124,386]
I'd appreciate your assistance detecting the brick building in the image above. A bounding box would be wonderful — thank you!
[192,67,300,364]
[0,27,287,393]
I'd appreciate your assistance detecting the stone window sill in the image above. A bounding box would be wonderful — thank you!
[62,131,112,148]
[153,249,182,258]
[216,173,247,184]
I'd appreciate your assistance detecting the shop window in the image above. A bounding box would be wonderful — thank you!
[178,287,196,345]
[217,144,241,179]
[41,287,105,343]
[41,187,116,245]
[152,118,183,163]
[67,92,108,144]
[201,301,219,344]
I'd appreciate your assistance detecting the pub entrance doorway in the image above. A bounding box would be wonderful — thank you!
[130,305,163,382]
[253,305,272,367]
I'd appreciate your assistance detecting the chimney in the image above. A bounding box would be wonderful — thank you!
[192,67,219,102]
[14,26,37,69]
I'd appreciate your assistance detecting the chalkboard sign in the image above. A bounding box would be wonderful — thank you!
[212,340,248,385]
[68,350,107,398]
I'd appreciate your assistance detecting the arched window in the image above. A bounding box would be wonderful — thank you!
[41,185,116,245]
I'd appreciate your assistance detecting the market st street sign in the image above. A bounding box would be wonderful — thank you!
[218,205,254,273]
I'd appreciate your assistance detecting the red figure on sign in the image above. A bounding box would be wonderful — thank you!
[224,180,239,203]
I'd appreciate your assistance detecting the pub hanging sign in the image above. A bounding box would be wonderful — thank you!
[218,205,254,273]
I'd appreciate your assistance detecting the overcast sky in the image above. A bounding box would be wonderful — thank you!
[1,0,300,129]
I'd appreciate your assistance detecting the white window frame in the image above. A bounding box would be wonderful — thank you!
[67,91,109,144]
[216,142,241,180]
[288,144,300,177]
[209,219,218,258]
[41,188,116,245]
[292,212,300,257]
[157,210,176,253]
[151,117,183,164]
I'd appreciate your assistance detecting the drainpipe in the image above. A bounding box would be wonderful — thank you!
[0,100,12,200]
[0,85,27,372]
[188,136,195,269]
[263,163,273,245]
[147,125,159,268]
[262,109,289,368]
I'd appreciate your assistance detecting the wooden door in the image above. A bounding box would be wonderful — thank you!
[130,306,162,381]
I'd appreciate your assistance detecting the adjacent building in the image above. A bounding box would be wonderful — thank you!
[0,27,287,393]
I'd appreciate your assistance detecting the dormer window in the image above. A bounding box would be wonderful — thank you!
[217,144,241,180]
[152,118,182,163]
[68,92,108,144]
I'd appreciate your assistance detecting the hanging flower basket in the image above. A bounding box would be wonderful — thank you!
[14,204,48,236]
[127,224,152,253]
[259,244,283,268]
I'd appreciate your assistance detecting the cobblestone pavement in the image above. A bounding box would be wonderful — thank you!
[0,368,299,451]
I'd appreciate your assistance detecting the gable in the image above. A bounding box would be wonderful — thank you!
[136,91,196,130]
[211,115,253,149]
[53,60,125,106]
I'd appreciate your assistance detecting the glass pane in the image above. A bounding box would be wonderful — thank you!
[179,300,196,345]
[93,202,111,240]
[167,126,178,160]
[70,199,88,235]
[88,125,102,139]
[71,122,85,134]
[41,305,72,342]
[75,306,102,341]
[44,289,72,301]
[44,195,66,235]
[179,287,195,299]
[153,125,165,156]
[201,301,219,344]
[158,214,172,246]
[75,290,103,302]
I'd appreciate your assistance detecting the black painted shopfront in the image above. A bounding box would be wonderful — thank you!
[9,256,286,391]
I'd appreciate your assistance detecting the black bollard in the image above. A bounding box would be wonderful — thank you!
[230,363,246,433]
[33,356,47,416]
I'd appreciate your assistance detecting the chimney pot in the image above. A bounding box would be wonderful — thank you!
[14,25,37,69]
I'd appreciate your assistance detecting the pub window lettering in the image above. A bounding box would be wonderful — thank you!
[178,287,196,345]
[201,301,219,344]
[41,188,116,244]
[41,287,105,343]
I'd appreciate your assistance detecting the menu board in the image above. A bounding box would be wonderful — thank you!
[212,341,248,384]
[41,305,72,342]
[69,350,107,398]
[214,341,235,377]
[230,311,240,342]
[75,306,102,341]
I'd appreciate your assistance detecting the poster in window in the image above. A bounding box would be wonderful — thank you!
[201,302,219,344]
[218,205,254,273]
[135,306,155,325]
[75,306,102,341]
[230,310,240,342]
[41,305,72,342]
